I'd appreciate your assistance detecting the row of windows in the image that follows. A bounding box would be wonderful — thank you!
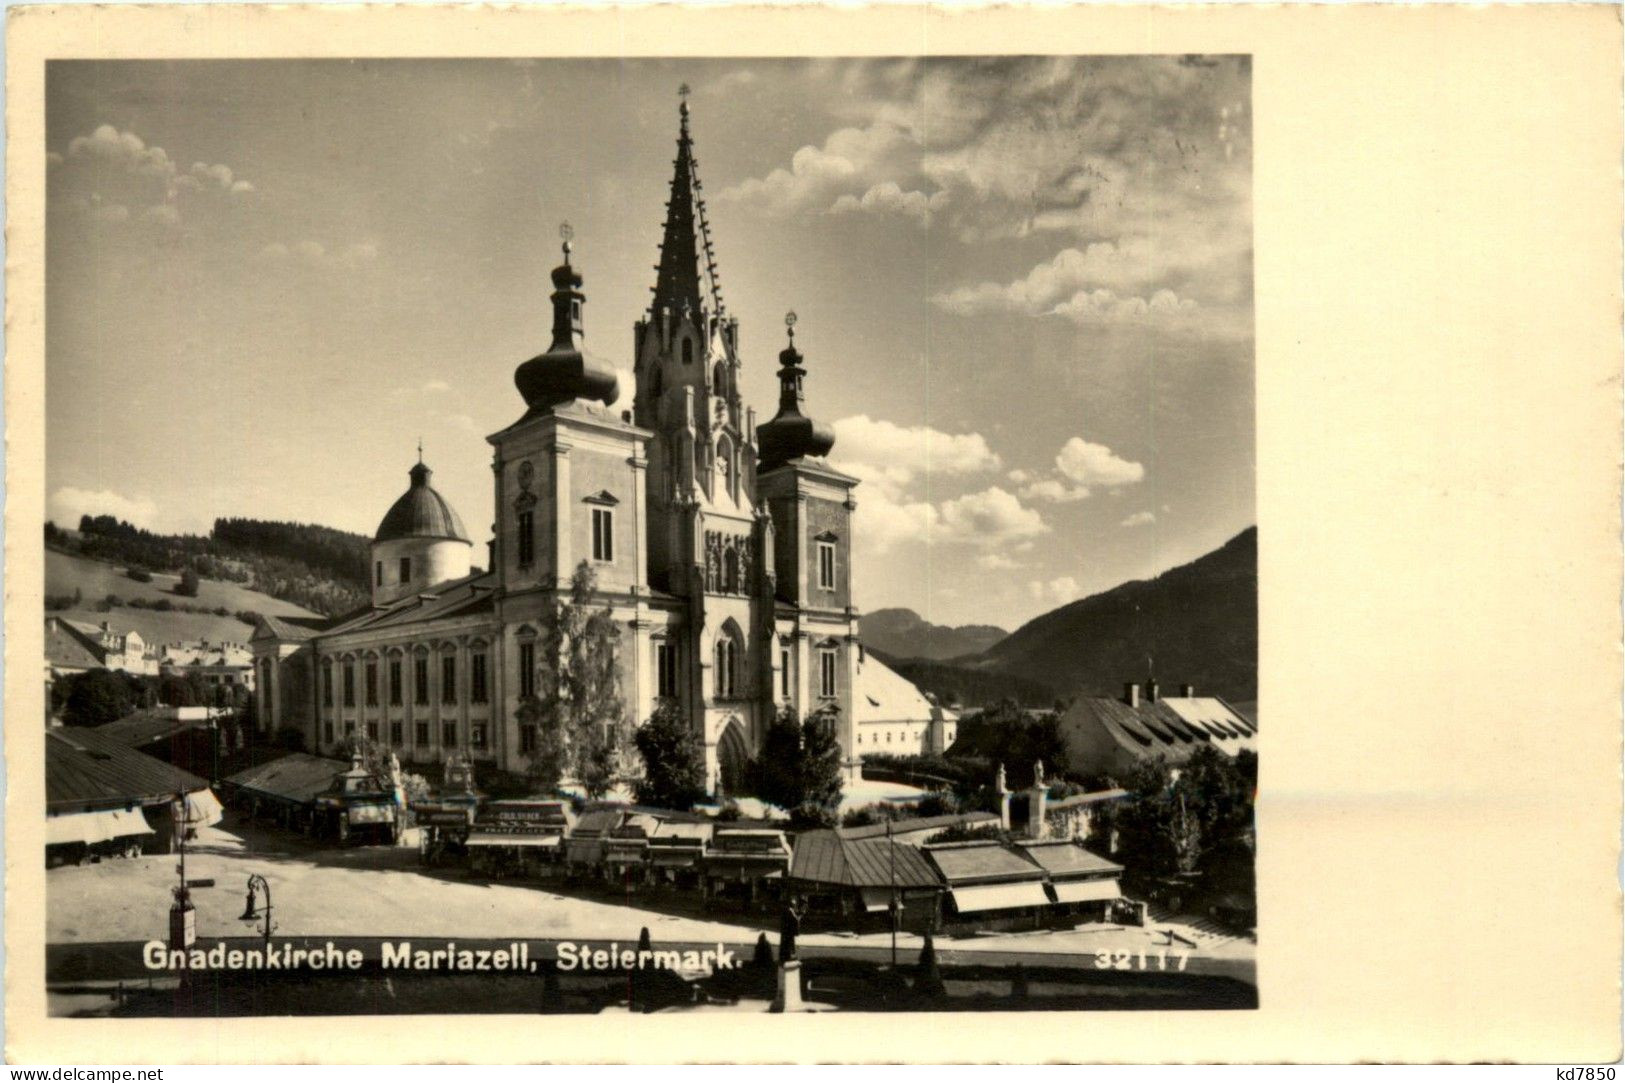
[710,640,839,700]
[514,507,614,568]
[323,654,482,709]
[855,728,939,747]
[375,556,414,587]
[324,719,489,749]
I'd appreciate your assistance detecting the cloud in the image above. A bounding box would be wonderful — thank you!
[1027,576,1080,605]
[57,126,254,226]
[1019,478,1090,504]
[49,487,160,532]
[976,552,1020,571]
[831,414,1000,499]
[442,413,480,435]
[931,245,1201,325]
[706,69,759,95]
[718,124,913,218]
[1056,437,1144,488]
[829,182,948,227]
[937,486,1048,546]
[142,204,181,227]
[857,492,940,555]
[1119,511,1156,528]
[422,379,450,393]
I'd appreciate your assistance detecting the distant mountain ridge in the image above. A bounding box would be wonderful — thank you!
[861,608,1009,661]
[968,527,1257,703]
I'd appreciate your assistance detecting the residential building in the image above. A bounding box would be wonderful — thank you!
[1055,680,1258,779]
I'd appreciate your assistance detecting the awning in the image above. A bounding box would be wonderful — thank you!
[860,887,900,913]
[47,808,155,847]
[650,849,702,867]
[949,880,1051,914]
[176,789,224,828]
[1052,878,1123,904]
[466,832,562,849]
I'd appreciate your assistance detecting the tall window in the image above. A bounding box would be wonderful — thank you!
[471,652,488,704]
[414,721,429,746]
[817,541,836,591]
[471,723,487,750]
[819,648,838,698]
[389,660,402,706]
[441,654,457,704]
[390,722,402,746]
[366,722,378,741]
[442,721,457,747]
[715,636,737,699]
[414,656,429,705]
[592,507,614,563]
[375,561,383,586]
[343,664,356,708]
[519,641,535,698]
[324,721,334,745]
[681,338,693,365]
[780,647,791,698]
[322,660,333,707]
[517,511,534,566]
[656,641,677,698]
[399,556,411,584]
[520,725,537,754]
[365,662,378,707]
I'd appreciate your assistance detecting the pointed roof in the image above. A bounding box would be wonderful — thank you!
[651,91,724,320]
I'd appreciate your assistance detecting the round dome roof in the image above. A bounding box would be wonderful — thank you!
[375,461,471,544]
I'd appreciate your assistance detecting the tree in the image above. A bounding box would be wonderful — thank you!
[525,561,631,798]
[176,566,201,597]
[745,703,845,816]
[1109,749,1256,879]
[61,669,137,727]
[634,701,708,810]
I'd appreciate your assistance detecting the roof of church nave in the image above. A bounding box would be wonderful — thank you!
[374,458,472,545]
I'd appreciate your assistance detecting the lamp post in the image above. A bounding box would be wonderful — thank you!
[240,873,275,949]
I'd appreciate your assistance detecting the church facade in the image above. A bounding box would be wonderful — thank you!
[251,97,951,791]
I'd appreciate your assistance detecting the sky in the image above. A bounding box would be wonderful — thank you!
[45,57,1253,630]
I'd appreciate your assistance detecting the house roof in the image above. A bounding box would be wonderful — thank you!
[46,727,210,813]
[1060,694,1257,765]
[788,830,941,889]
[836,810,999,841]
[253,614,330,642]
[317,572,497,638]
[96,709,216,749]
[1016,840,1123,879]
[853,655,938,725]
[46,619,104,670]
[162,643,253,668]
[223,753,348,805]
[924,841,1046,886]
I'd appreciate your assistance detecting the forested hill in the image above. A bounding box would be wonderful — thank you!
[968,527,1258,702]
[47,515,371,617]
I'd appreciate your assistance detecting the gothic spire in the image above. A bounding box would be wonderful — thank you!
[651,87,724,321]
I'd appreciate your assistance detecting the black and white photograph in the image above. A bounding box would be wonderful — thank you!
[36,53,1259,1020]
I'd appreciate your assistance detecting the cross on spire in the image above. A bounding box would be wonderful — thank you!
[417,437,423,464]
[559,221,573,264]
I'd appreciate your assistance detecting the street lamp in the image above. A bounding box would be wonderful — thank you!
[239,873,275,948]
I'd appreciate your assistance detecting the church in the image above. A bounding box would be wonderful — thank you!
[251,95,954,792]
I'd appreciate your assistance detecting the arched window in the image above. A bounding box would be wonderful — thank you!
[714,626,742,700]
[681,337,694,365]
[712,362,726,395]
[716,437,733,495]
[722,544,740,594]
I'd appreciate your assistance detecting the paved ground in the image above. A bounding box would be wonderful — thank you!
[47,818,1254,970]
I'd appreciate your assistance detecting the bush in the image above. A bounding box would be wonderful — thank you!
[788,801,836,831]
[125,567,153,583]
[176,567,201,597]
[634,702,708,810]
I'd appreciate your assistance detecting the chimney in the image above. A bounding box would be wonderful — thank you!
[1180,683,1195,698]
[1123,682,1140,708]
[1144,678,1159,703]
[486,538,495,567]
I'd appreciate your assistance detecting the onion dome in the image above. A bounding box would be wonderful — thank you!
[375,458,471,543]
[756,311,835,471]
[514,224,620,411]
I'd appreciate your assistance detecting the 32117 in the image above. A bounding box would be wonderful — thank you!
[1094,950,1190,971]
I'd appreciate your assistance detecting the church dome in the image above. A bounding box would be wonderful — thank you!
[756,315,836,471]
[514,229,620,412]
[375,461,470,543]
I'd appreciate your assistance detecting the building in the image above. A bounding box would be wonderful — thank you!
[251,93,939,791]
[46,725,222,864]
[1016,839,1124,922]
[95,705,239,778]
[1055,679,1258,779]
[836,811,999,846]
[850,651,959,756]
[159,640,255,692]
[923,840,1053,933]
[46,616,159,677]
[786,829,945,933]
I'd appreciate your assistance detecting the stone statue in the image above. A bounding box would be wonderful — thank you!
[996,762,1007,794]
[779,897,804,962]
[1033,759,1046,790]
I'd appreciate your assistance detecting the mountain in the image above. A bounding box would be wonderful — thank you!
[861,607,1009,661]
[966,527,1257,703]
[867,647,1058,711]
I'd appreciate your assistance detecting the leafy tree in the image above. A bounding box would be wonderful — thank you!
[525,561,631,798]
[1109,749,1255,879]
[176,567,201,597]
[745,703,845,815]
[634,701,708,810]
[61,669,138,727]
